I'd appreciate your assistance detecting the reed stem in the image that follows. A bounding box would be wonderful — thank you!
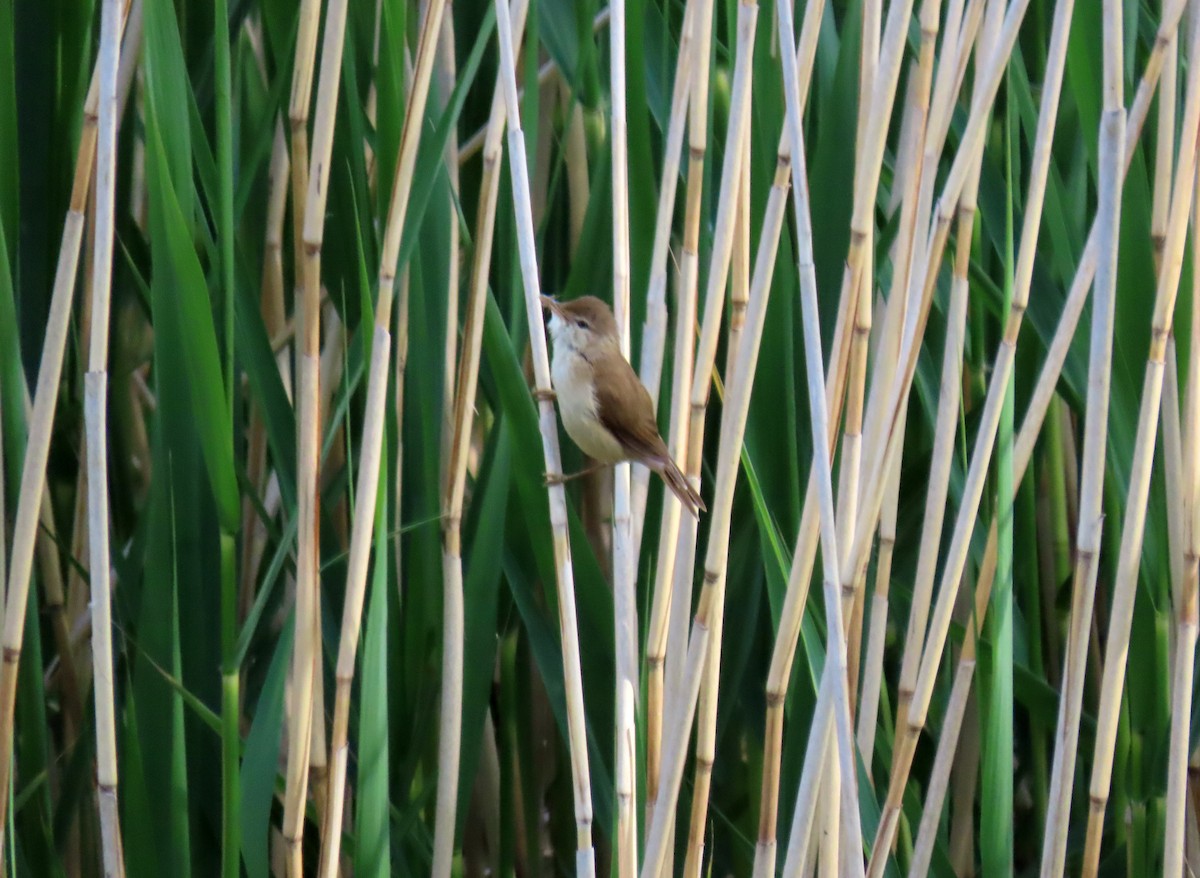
[0,1,137,869]
[609,0,639,868]
[493,0,596,867]
[1079,13,1200,872]
[1038,0,1124,867]
[84,0,127,872]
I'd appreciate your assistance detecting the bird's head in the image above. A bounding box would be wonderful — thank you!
[540,295,619,353]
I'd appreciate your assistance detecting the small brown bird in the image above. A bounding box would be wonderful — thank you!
[541,295,705,517]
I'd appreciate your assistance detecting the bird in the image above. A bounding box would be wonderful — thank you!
[540,294,705,517]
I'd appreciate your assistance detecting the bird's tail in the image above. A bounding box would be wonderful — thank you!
[658,459,706,518]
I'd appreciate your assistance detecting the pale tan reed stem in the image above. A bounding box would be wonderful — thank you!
[899,5,1182,851]
[646,0,712,831]
[241,123,290,618]
[280,0,324,870]
[438,11,460,494]
[834,0,878,628]
[84,0,127,872]
[866,1,1072,870]
[641,5,761,869]
[846,0,1017,624]
[315,0,450,873]
[0,4,137,856]
[777,663,834,877]
[1079,12,1200,872]
[880,0,968,752]
[658,0,717,791]
[759,0,974,850]
[1169,87,1200,876]
[493,0,596,868]
[435,1,532,875]
[775,0,865,860]
[608,0,639,869]
[683,52,759,874]
[1038,0,1125,867]
[630,0,695,561]
[640,0,696,817]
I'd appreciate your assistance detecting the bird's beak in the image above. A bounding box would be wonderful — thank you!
[540,295,564,318]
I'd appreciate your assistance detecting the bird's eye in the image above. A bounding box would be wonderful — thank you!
[577,319,589,329]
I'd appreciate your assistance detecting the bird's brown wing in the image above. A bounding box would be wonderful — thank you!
[594,352,671,464]
[596,350,706,515]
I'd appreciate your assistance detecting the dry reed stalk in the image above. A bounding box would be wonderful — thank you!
[836,0,879,629]
[776,663,835,877]
[683,76,760,878]
[846,0,1008,608]
[1163,337,1185,611]
[892,147,972,727]
[438,12,460,492]
[897,14,1186,846]
[890,0,967,614]
[83,0,127,872]
[854,428,900,763]
[31,462,82,737]
[240,124,290,619]
[908,535,995,877]
[774,0,866,861]
[1037,0,1125,867]
[0,0,135,862]
[758,0,979,846]
[907,302,1073,869]
[616,680,637,878]
[930,0,1174,857]
[10,381,86,743]
[1171,162,1200,878]
[841,3,1020,569]
[608,0,640,868]
[1008,0,1185,494]
[869,0,981,809]
[1152,25,1178,270]
[629,0,696,562]
[648,9,825,843]
[778,4,983,862]
[865,0,1072,869]
[846,0,953,702]
[818,764,840,877]
[435,0,530,873]
[631,6,694,673]
[850,60,946,745]
[645,0,712,829]
[310,0,449,874]
[279,0,324,870]
[492,0,597,869]
[1079,16,1200,874]
[640,5,759,870]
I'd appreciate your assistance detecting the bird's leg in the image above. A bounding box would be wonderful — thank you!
[544,461,608,487]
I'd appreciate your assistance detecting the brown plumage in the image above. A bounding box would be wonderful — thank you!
[542,295,705,517]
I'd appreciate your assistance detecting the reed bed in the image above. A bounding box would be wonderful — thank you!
[4,0,1200,875]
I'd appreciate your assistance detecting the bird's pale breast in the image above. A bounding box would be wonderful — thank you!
[551,345,626,464]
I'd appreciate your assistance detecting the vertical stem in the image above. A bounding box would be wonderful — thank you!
[609,0,638,869]
[317,0,451,873]
[211,1,240,873]
[493,0,596,868]
[1081,13,1200,872]
[86,0,126,872]
[1039,0,1124,868]
[640,3,758,871]
[281,0,324,870]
